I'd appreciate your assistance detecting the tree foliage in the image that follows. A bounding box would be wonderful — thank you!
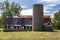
[53,10,60,29]
[0,0,22,27]
[0,0,22,16]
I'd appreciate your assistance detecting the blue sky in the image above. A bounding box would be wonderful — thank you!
[0,0,60,16]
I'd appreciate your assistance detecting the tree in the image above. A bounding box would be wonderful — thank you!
[0,0,22,27]
[0,0,22,16]
[52,10,60,29]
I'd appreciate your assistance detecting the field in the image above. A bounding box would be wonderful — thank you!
[0,29,60,40]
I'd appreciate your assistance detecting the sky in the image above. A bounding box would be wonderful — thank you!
[0,0,60,17]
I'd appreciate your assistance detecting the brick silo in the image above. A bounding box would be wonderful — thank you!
[32,4,44,31]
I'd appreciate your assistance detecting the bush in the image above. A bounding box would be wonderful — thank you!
[56,26,60,29]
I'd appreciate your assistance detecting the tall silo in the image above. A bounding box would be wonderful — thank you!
[32,4,43,31]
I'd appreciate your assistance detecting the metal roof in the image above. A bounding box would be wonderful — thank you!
[6,15,50,18]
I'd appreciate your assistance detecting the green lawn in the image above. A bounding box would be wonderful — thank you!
[0,29,60,40]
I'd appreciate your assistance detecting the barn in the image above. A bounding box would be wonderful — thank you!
[4,15,51,31]
[3,4,52,31]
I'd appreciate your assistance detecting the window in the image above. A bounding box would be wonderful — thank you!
[4,18,13,24]
[13,18,21,25]
[4,18,9,24]
[24,18,32,25]
[13,18,18,24]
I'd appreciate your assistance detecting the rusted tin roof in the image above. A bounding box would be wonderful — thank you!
[6,15,50,18]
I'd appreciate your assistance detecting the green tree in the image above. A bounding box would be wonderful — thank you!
[0,0,22,27]
[0,0,22,16]
[52,10,60,29]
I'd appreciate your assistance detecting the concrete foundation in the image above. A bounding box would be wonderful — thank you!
[32,4,43,31]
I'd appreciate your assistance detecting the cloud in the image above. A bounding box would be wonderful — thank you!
[40,0,57,3]
[21,9,33,15]
[36,0,60,7]
[36,0,60,4]
[21,6,53,16]
[44,6,52,14]
[35,0,60,14]
[17,0,60,18]
[47,4,57,7]
[44,4,57,7]
[44,10,50,13]
[21,6,28,9]
[21,8,52,16]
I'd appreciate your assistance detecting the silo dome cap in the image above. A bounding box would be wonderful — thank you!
[33,4,43,6]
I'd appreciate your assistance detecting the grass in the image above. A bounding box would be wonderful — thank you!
[0,28,3,32]
[0,31,60,40]
[0,28,60,40]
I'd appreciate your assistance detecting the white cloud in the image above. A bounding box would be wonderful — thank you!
[47,4,56,6]
[20,0,60,18]
[21,8,54,18]
[44,6,52,14]
[35,0,60,14]
[21,7,52,16]
[21,9,33,15]
[40,0,57,3]
[37,0,60,4]
[21,8,52,15]
[21,6,28,9]
[36,0,60,6]
[44,10,50,13]
[44,4,57,7]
